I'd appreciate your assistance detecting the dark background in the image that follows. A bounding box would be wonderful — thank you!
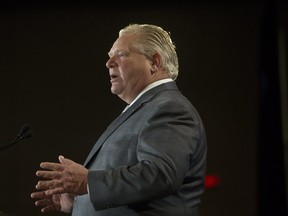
[0,0,287,216]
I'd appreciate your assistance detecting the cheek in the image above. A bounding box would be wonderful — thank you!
[119,59,150,83]
[119,67,136,83]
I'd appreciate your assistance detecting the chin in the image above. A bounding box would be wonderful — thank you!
[111,87,120,95]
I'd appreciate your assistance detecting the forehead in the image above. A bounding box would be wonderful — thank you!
[109,34,138,52]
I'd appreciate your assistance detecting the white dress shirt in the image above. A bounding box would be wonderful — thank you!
[122,78,173,113]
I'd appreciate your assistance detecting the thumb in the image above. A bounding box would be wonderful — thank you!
[58,155,66,164]
[59,155,74,165]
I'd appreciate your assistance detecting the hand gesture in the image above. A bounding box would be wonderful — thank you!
[31,192,74,213]
[31,155,89,213]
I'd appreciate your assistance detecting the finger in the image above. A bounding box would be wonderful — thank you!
[31,191,50,199]
[35,197,53,207]
[45,187,66,196]
[36,179,62,190]
[40,162,64,171]
[41,203,60,213]
[36,170,62,179]
[58,155,65,163]
[58,155,74,165]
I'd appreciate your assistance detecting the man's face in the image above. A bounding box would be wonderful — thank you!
[106,34,153,104]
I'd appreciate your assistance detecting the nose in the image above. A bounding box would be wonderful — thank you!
[105,59,110,69]
[106,57,116,69]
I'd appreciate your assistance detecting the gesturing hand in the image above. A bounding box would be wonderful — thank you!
[34,155,88,196]
[31,155,89,213]
[31,192,74,213]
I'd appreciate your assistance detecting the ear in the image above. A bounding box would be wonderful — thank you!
[150,53,161,74]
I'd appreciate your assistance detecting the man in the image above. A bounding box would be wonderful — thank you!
[31,23,207,216]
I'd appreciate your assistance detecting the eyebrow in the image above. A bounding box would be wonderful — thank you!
[108,49,127,57]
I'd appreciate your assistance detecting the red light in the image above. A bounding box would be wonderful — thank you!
[205,174,221,189]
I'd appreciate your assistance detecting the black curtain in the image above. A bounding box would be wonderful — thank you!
[258,1,287,215]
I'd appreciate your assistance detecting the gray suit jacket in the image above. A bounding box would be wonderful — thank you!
[72,81,207,216]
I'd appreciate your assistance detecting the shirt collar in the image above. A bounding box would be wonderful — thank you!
[122,78,173,113]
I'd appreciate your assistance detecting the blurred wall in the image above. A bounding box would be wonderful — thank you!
[0,1,285,216]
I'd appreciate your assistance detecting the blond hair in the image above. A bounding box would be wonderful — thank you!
[119,24,179,80]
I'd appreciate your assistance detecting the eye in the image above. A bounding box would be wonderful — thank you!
[118,51,129,57]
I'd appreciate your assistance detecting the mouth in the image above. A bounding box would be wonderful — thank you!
[110,74,118,83]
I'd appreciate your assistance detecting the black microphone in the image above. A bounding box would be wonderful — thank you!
[0,124,33,151]
[17,123,30,137]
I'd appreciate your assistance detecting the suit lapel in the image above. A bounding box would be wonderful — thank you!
[83,81,178,166]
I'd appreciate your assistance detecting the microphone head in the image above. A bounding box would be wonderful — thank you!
[1,124,33,151]
[17,124,31,137]
[20,130,33,139]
